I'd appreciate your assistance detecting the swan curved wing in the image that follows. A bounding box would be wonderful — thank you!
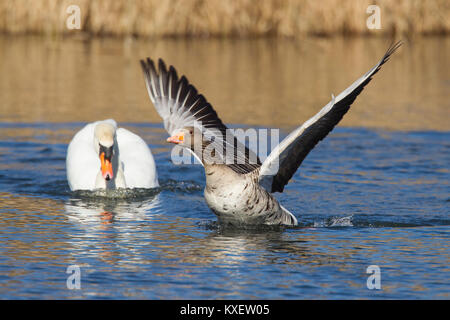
[259,41,402,193]
[116,128,159,188]
[140,58,260,174]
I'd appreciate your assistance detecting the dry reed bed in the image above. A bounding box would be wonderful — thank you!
[0,0,448,37]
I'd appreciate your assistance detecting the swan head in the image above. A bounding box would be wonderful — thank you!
[94,122,116,181]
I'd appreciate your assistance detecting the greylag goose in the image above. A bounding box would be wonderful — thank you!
[66,119,159,191]
[140,41,402,227]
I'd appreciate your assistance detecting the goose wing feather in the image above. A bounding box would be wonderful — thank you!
[259,41,402,193]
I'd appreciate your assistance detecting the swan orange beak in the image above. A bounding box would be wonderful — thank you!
[100,152,114,181]
[167,133,184,144]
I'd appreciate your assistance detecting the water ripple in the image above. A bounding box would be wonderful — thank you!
[0,123,449,299]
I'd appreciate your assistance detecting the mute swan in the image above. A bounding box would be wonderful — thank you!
[140,42,402,226]
[66,119,159,191]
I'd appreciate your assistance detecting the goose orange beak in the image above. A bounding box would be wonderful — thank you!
[167,133,184,144]
[100,152,113,180]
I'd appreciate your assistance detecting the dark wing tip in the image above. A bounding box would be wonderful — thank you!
[169,65,178,80]
[158,58,168,74]
[141,57,174,78]
[380,40,403,66]
[139,59,147,70]
[179,75,189,87]
[145,57,157,74]
[388,40,403,54]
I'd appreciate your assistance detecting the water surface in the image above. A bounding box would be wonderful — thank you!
[0,36,448,130]
[0,36,449,299]
[0,123,448,299]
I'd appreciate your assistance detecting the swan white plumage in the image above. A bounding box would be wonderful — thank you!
[66,119,159,191]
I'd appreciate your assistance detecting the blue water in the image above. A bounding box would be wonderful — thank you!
[0,122,448,299]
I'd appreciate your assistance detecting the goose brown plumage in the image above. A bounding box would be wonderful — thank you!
[140,41,402,227]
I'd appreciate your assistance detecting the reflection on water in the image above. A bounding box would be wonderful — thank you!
[65,193,161,225]
[0,36,449,131]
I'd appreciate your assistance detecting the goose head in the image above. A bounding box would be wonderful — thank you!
[167,126,225,165]
[93,122,116,181]
[166,126,203,149]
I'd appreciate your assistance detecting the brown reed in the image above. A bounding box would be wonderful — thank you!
[0,0,448,37]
